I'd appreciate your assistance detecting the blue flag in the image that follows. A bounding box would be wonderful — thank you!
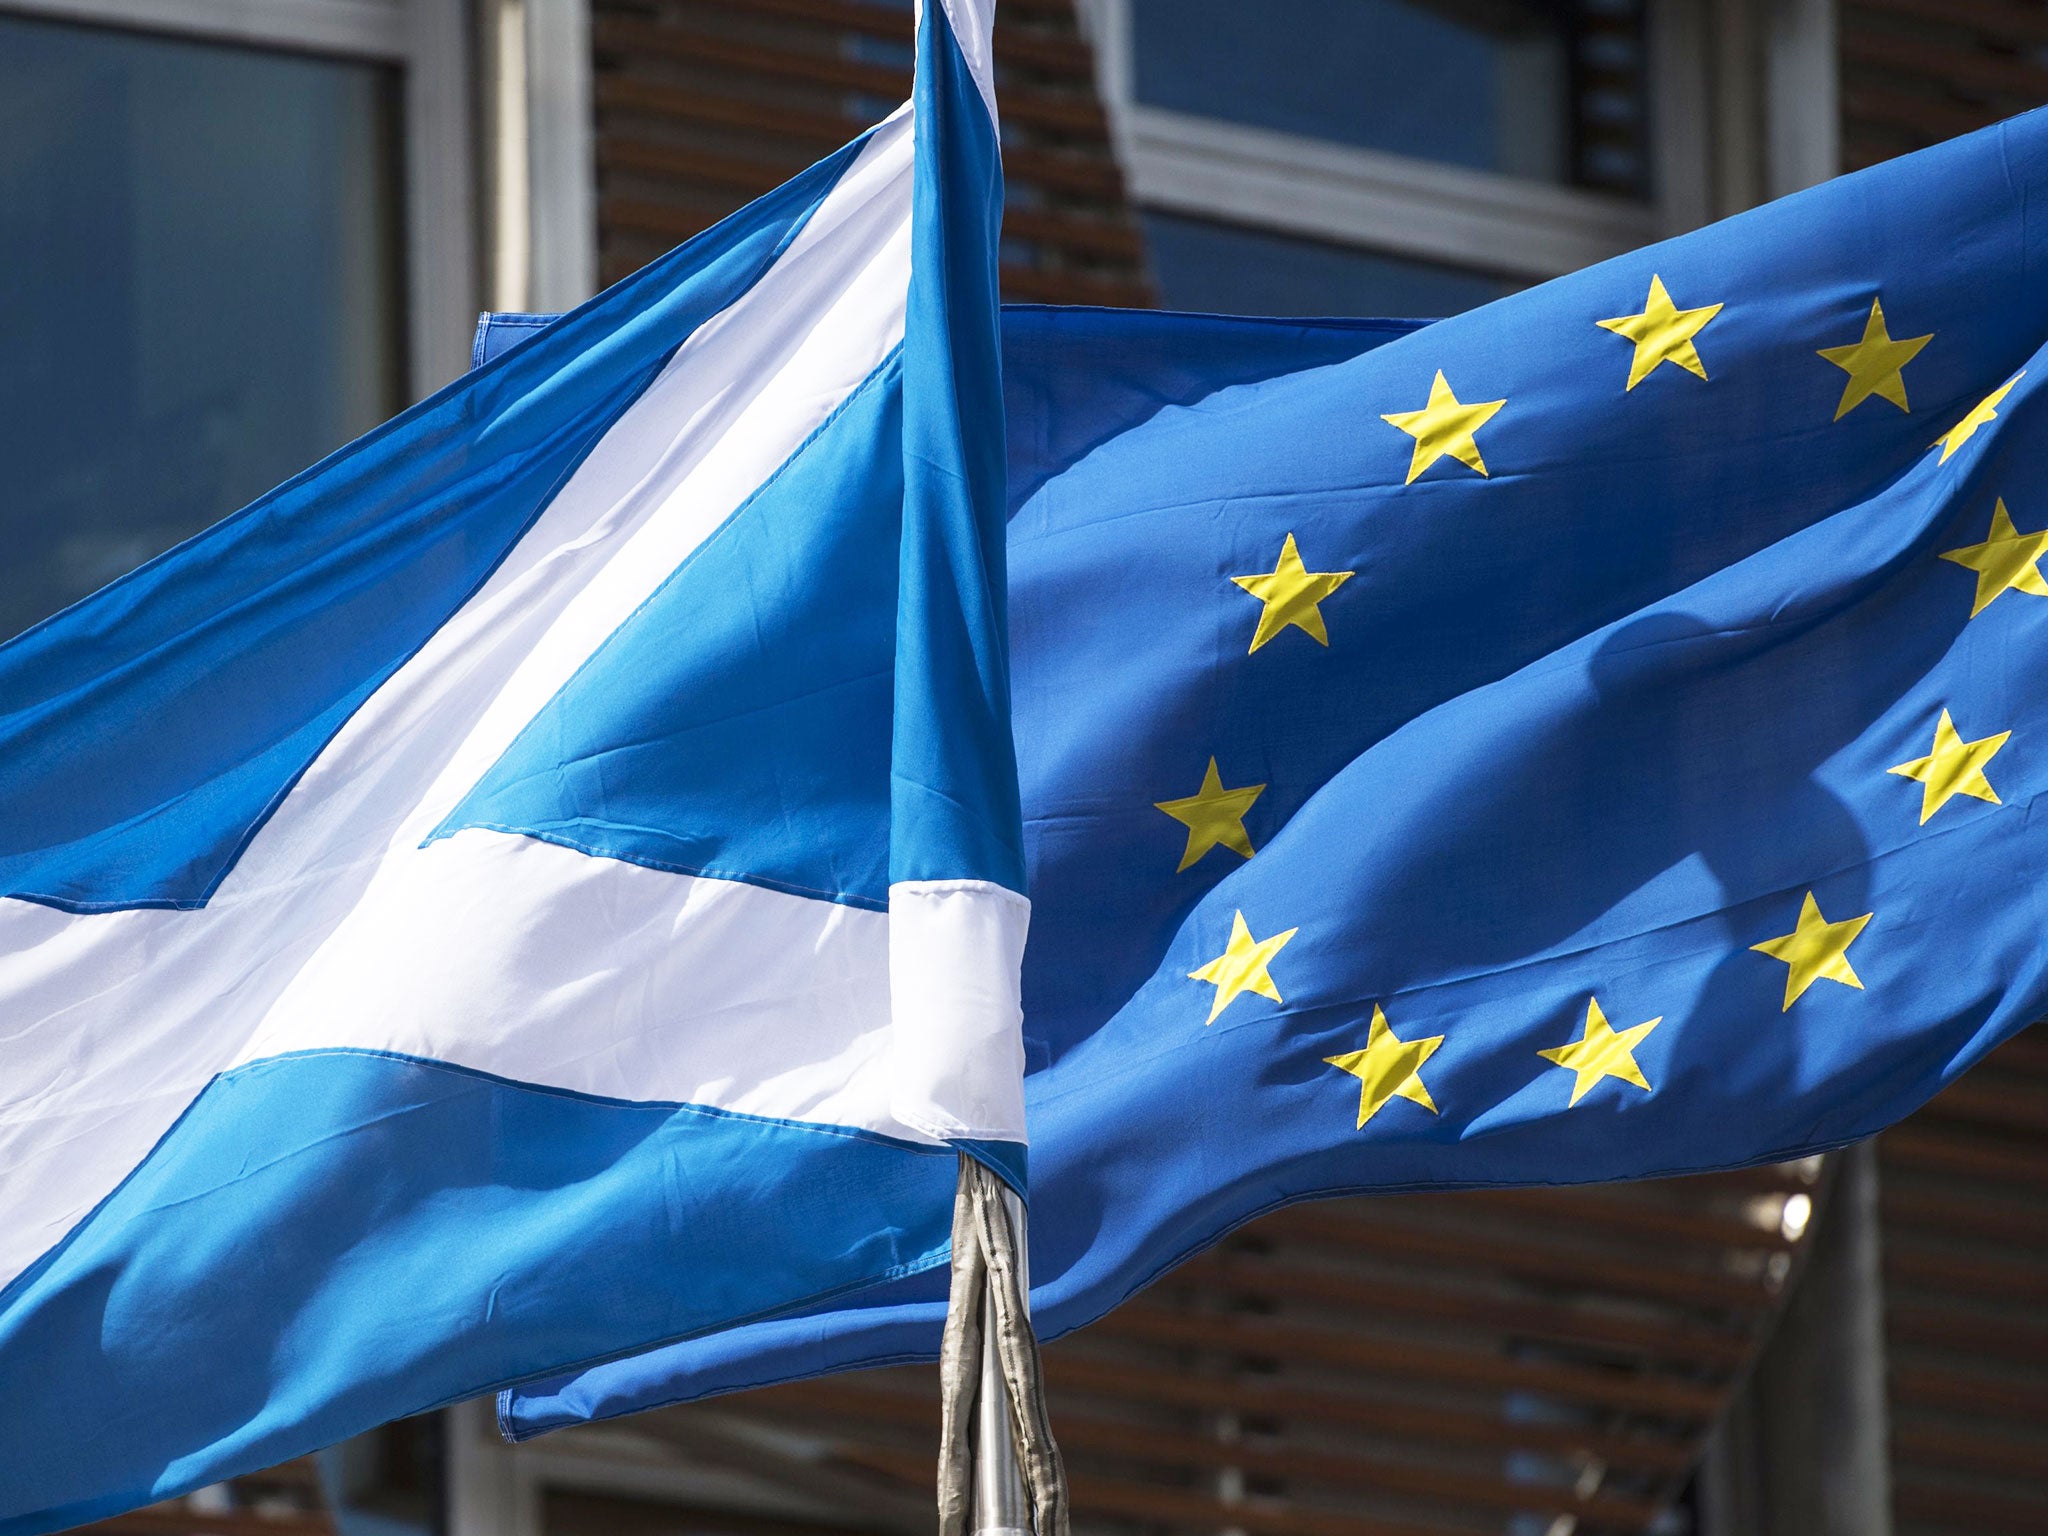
[0,3,1021,1530]
[504,108,2048,1436]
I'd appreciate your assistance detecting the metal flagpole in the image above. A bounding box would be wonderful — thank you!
[938,1157,1067,1536]
[970,1183,1032,1536]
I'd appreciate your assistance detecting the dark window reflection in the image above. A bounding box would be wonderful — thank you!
[1132,0,1651,199]
[0,16,405,640]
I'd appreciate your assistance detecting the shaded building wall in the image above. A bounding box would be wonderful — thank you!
[1874,1029,2047,1536]
[588,0,1153,305]
[1702,8,2048,1525]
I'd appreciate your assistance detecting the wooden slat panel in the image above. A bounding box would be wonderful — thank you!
[1082,1306,1726,1419]
[1841,83,2006,145]
[1450,1181,1804,1251]
[591,10,1116,141]
[1892,1474,2048,1535]
[596,73,855,148]
[596,80,1125,198]
[78,1516,332,1536]
[1885,1298,2048,1363]
[999,206,1147,263]
[68,1459,336,1536]
[748,1381,1666,1526]
[990,265,1153,309]
[601,193,744,243]
[1840,0,2048,176]
[602,137,797,196]
[614,1165,1813,1536]
[1843,26,2048,104]
[1885,1238,2048,1305]
[1879,1122,2048,1191]
[1186,1251,1754,1369]
[1881,1182,2048,1250]
[592,0,1152,304]
[1878,1025,2048,1535]
[1889,1361,2048,1418]
[1845,0,2048,48]
[1041,1352,1702,1479]
[596,16,910,100]
[1892,1417,2048,1482]
[1257,1203,1785,1313]
[676,0,1094,76]
[845,1445,1591,1536]
[742,1360,1700,1479]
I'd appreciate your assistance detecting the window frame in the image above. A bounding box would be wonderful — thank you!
[1076,0,1719,289]
[1,0,478,395]
[480,0,599,316]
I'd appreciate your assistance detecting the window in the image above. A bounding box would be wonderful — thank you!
[1132,0,1586,187]
[0,0,474,638]
[1083,0,1688,318]
[0,16,405,636]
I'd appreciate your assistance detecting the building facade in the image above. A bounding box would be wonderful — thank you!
[2,3,2042,1534]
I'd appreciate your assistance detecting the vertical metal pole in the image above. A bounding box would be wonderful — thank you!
[970,1186,1032,1536]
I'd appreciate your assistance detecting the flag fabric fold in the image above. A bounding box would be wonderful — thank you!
[0,1,1017,1529]
[501,108,2048,1435]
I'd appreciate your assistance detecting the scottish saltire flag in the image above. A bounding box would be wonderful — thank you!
[0,3,1018,1529]
[506,108,2048,1436]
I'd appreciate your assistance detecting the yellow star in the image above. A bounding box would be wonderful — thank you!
[1229,534,1355,653]
[1380,370,1506,484]
[1936,373,2023,463]
[1189,910,1297,1024]
[1888,708,2009,824]
[1536,997,1660,1107]
[1940,498,2048,617]
[1155,758,1266,872]
[1324,1004,1444,1128]
[1818,298,1932,421]
[1750,892,1873,1012]
[1597,274,1723,390]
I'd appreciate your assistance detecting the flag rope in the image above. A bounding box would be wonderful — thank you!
[937,1156,1067,1536]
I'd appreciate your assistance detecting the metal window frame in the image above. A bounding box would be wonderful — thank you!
[1074,0,1836,287]
[1111,104,1662,283]
[1,0,479,396]
[481,0,598,316]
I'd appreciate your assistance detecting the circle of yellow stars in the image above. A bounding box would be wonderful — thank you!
[1150,271,2037,1131]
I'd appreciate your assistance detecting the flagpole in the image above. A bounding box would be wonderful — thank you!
[938,1157,1067,1536]
[971,1183,1032,1536]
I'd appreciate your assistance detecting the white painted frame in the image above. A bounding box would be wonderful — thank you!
[1113,106,1660,283]
[1,0,478,395]
[482,0,599,315]
[523,0,599,312]
[1074,0,1728,285]
[1766,0,1839,199]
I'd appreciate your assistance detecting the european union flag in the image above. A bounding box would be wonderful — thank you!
[503,109,2048,1435]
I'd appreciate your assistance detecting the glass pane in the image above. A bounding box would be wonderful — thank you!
[1132,0,1650,196]
[1145,213,1519,319]
[0,15,405,640]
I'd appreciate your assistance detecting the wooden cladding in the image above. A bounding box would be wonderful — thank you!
[647,1163,1819,1536]
[1879,1025,2048,1536]
[591,0,1154,305]
[1840,0,2048,173]
[66,1459,335,1536]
